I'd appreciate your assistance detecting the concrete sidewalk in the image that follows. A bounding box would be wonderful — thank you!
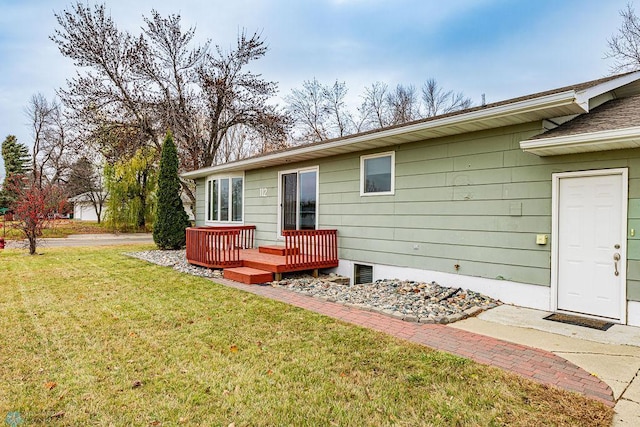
[450,305,640,426]
[4,233,154,249]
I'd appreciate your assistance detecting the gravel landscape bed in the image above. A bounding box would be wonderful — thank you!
[127,249,501,324]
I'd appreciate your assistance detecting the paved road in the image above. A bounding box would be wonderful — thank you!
[3,233,154,249]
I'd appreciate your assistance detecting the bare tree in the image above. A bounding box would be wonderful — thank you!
[52,2,156,155]
[24,94,78,190]
[40,103,75,186]
[25,94,57,186]
[386,84,420,125]
[66,155,108,223]
[134,10,207,168]
[287,76,473,141]
[52,3,289,208]
[215,123,252,164]
[422,78,472,117]
[286,78,355,142]
[606,3,640,73]
[285,78,330,142]
[196,30,289,167]
[323,80,353,138]
[360,81,392,129]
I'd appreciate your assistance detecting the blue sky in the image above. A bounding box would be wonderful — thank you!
[0,0,633,178]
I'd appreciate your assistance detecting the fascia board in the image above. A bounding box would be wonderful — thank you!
[182,90,578,179]
[575,71,640,111]
[520,126,640,155]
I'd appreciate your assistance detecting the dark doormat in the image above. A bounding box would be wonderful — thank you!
[544,313,615,331]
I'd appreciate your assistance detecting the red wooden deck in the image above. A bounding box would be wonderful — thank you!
[185,226,338,284]
[239,248,339,273]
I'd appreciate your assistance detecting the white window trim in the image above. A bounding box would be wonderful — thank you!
[204,172,245,225]
[360,151,395,196]
[277,166,319,239]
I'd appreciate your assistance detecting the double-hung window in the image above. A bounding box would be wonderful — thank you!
[360,151,395,196]
[206,175,244,223]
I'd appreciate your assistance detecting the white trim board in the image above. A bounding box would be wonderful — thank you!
[331,259,640,326]
[627,301,640,327]
[521,126,640,156]
[331,260,551,311]
[276,165,320,239]
[551,168,628,324]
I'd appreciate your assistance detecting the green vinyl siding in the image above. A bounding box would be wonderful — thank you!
[244,170,278,243]
[194,121,640,301]
[628,193,640,300]
[194,178,206,226]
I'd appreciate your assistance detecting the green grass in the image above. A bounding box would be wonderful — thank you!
[1,219,111,240]
[0,246,613,426]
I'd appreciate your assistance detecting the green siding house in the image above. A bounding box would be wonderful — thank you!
[183,71,640,326]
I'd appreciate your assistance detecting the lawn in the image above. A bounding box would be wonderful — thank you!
[1,219,112,240]
[0,246,613,426]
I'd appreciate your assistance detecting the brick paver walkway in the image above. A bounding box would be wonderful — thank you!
[213,278,615,406]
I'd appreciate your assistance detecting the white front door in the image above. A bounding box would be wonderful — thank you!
[554,169,627,322]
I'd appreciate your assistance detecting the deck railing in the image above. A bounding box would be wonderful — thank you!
[186,225,256,269]
[283,229,338,270]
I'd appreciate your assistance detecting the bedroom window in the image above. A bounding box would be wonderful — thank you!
[360,151,395,196]
[206,175,244,222]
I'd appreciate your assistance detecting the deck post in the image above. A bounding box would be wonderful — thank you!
[312,269,319,278]
[274,273,282,281]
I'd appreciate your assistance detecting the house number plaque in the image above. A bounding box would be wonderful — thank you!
[259,188,268,197]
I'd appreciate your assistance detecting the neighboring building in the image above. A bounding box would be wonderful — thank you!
[183,71,640,326]
[69,192,194,222]
[69,192,103,222]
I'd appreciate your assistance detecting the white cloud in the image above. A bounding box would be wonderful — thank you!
[0,0,632,171]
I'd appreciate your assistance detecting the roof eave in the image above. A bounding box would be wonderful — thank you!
[182,90,583,179]
[520,126,640,156]
[575,70,640,111]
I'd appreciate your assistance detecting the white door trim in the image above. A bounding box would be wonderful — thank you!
[276,166,319,239]
[550,168,628,323]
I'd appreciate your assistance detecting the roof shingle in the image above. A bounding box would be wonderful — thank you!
[530,93,640,140]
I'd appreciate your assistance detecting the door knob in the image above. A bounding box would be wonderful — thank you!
[614,253,621,276]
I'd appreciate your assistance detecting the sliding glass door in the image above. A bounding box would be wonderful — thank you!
[280,168,318,234]
[281,172,298,231]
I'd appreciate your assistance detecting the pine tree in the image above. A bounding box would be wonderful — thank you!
[153,131,190,249]
[2,135,30,177]
[1,135,31,209]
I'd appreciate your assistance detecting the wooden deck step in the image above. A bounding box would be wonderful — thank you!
[243,259,285,273]
[259,245,300,256]
[223,267,274,285]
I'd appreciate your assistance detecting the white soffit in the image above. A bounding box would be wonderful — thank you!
[182,91,583,178]
[520,126,640,156]
[182,72,640,179]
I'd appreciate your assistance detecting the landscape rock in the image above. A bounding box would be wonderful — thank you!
[126,250,501,324]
